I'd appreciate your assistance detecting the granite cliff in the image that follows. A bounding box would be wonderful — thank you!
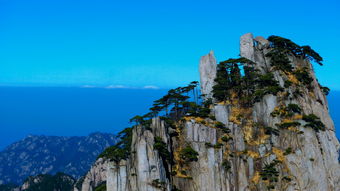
[80,33,340,191]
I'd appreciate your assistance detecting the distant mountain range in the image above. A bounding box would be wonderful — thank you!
[0,172,76,191]
[0,133,117,185]
[21,173,76,191]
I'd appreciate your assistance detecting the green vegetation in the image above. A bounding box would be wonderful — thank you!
[302,114,326,132]
[267,35,323,66]
[151,179,166,189]
[160,116,176,129]
[154,137,171,162]
[293,67,313,88]
[320,85,330,95]
[129,81,210,126]
[221,136,233,142]
[221,128,231,134]
[253,73,283,102]
[282,176,292,182]
[263,126,280,136]
[215,121,225,128]
[97,127,133,162]
[301,45,323,66]
[129,115,152,128]
[205,142,223,149]
[271,104,301,118]
[179,146,199,163]
[150,81,201,120]
[212,57,283,105]
[260,160,280,190]
[276,121,301,129]
[284,80,292,88]
[212,61,232,102]
[284,147,293,155]
[212,57,257,103]
[287,104,302,114]
[265,48,293,72]
[23,173,75,191]
[253,122,280,136]
[215,121,231,133]
[101,81,207,164]
[94,182,107,191]
[183,101,211,118]
[171,186,182,191]
[222,160,231,171]
[265,35,324,93]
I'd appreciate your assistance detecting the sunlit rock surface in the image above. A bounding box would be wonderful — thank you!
[85,33,340,191]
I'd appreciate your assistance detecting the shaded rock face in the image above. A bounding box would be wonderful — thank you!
[104,33,339,191]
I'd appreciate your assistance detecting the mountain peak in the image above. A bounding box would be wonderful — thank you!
[90,33,339,191]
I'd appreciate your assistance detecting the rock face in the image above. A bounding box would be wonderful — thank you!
[240,33,255,61]
[0,133,117,185]
[103,33,339,191]
[199,50,217,100]
[74,158,108,191]
[106,118,171,191]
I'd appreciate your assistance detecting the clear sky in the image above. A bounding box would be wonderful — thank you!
[0,0,339,89]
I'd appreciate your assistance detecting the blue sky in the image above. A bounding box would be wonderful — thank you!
[0,0,340,89]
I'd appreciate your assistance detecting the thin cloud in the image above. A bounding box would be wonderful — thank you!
[81,85,96,88]
[105,85,128,89]
[143,85,159,89]
[81,85,161,89]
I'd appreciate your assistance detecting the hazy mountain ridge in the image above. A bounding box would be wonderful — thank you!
[20,172,76,191]
[0,133,117,185]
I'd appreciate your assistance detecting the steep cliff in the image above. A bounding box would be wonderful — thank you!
[100,33,339,191]
[74,158,108,191]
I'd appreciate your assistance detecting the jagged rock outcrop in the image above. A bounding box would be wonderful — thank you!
[106,118,171,191]
[74,158,108,191]
[240,33,255,62]
[199,50,217,100]
[103,33,339,191]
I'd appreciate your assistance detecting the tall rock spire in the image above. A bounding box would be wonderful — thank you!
[240,33,255,61]
[199,50,217,100]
